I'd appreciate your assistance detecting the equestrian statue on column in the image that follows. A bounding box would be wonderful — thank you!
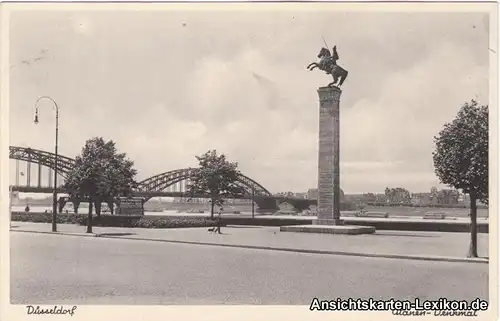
[306,38,348,88]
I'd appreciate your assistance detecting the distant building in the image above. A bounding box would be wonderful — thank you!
[411,189,459,206]
[307,189,318,200]
[411,193,432,205]
[307,188,345,202]
[294,192,307,199]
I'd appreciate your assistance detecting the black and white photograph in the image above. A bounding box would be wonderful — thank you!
[1,1,498,320]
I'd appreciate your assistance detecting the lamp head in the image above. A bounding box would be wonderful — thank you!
[34,110,39,124]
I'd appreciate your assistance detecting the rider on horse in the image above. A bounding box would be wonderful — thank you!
[318,46,339,75]
[329,46,339,74]
[317,48,329,73]
[307,43,348,88]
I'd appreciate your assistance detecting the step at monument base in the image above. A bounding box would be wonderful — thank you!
[314,218,344,226]
[280,223,375,235]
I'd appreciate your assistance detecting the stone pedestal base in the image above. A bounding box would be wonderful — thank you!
[314,219,344,226]
[280,225,375,235]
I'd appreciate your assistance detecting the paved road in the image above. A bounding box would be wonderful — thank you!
[11,232,489,305]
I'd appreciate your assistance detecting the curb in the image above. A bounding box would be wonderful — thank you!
[11,229,99,238]
[11,229,488,264]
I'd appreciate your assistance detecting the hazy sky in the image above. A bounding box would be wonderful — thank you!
[7,4,491,194]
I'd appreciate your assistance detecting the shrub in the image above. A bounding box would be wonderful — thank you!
[11,212,85,224]
[77,215,142,227]
[132,217,221,229]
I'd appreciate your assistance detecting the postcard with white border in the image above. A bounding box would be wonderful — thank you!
[1,2,498,321]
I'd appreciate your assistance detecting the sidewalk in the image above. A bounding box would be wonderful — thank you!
[10,222,489,263]
[149,211,489,222]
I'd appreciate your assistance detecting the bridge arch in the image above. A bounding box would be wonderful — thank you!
[9,146,274,199]
[9,146,75,178]
[139,168,273,197]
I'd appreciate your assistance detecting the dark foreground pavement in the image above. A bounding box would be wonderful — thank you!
[11,232,489,305]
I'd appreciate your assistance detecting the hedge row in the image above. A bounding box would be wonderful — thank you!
[12,212,83,224]
[11,212,221,229]
[132,217,223,229]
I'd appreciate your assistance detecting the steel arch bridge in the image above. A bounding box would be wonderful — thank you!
[9,146,273,198]
[9,146,75,178]
[138,168,273,197]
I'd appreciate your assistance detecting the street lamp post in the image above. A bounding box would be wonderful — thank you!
[34,96,59,232]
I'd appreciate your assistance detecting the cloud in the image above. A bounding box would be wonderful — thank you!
[342,41,488,165]
[7,9,490,193]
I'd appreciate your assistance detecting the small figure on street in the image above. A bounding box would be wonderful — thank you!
[207,206,223,234]
[25,205,30,213]
[214,206,223,234]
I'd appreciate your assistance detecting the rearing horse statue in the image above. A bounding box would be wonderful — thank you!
[307,46,348,88]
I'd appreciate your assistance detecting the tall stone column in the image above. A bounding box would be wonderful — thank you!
[280,85,375,235]
[315,86,342,226]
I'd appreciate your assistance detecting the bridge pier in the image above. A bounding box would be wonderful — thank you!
[284,199,312,212]
[253,196,280,212]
